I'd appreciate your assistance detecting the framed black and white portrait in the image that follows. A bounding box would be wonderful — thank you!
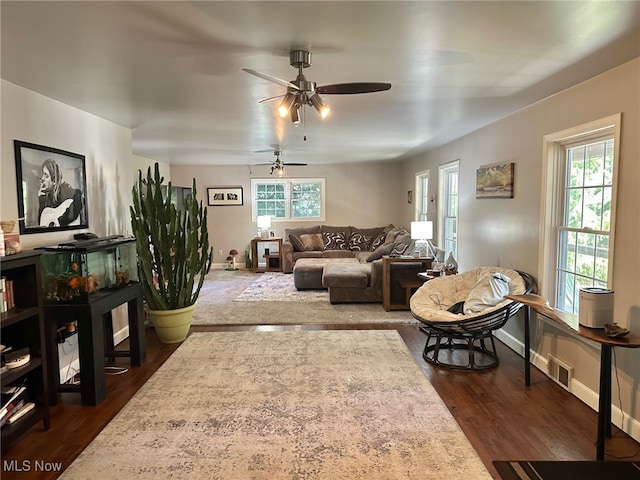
[14,140,89,234]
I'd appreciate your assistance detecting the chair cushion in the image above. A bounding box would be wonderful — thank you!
[410,267,526,322]
[464,272,511,314]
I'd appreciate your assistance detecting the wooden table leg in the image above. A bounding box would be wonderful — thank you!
[524,305,531,387]
[596,344,612,460]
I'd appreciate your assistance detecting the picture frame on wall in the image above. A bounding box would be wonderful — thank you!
[14,140,89,234]
[207,187,243,206]
[475,162,515,199]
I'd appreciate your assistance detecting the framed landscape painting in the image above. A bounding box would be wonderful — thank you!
[14,140,89,234]
[475,162,514,199]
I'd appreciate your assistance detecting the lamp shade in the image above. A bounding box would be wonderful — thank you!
[411,221,433,240]
[257,215,272,229]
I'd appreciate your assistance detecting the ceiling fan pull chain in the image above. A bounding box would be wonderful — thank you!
[303,105,307,141]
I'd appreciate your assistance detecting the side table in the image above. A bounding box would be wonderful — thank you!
[251,237,282,272]
[382,256,432,311]
[505,293,640,461]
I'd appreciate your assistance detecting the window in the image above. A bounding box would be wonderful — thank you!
[251,178,325,221]
[438,161,459,257]
[540,114,620,314]
[415,170,429,221]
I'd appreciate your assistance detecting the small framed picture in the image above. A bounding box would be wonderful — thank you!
[269,230,275,238]
[476,162,514,199]
[207,187,243,206]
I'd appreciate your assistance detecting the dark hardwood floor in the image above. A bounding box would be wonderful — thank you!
[2,323,639,479]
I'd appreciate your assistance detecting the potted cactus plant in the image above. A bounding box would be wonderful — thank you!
[130,163,213,343]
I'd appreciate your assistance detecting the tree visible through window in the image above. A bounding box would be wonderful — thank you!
[557,138,614,314]
[291,182,322,218]
[255,183,286,218]
[439,161,458,259]
[541,114,620,314]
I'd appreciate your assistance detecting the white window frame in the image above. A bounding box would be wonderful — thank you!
[438,161,459,258]
[251,178,326,222]
[539,114,621,311]
[415,169,430,221]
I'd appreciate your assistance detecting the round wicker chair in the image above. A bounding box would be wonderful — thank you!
[410,267,535,370]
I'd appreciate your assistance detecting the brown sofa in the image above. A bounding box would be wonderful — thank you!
[282,224,421,303]
[282,224,408,273]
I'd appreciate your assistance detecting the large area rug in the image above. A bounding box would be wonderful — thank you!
[192,269,418,325]
[60,331,490,479]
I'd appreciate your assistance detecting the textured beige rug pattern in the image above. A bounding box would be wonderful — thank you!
[234,272,329,302]
[192,269,417,325]
[60,331,490,479]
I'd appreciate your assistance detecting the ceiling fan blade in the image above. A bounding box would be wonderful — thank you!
[316,82,391,95]
[258,94,285,104]
[242,68,300,90]
[282,162,308,166]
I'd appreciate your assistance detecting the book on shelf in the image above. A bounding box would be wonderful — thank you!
[1,399,25,427]
[1,385,27,424]
[0,277,5,313]
[6,279,14,309]
[0,277,15,312]
[5,402,35,426]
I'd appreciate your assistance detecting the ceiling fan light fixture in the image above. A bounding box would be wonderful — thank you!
[278,92,296,118]
[290,104,301,125]
[309,93,330,118]
[277,165,285,177]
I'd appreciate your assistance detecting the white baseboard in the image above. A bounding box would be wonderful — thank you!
[113,325,129,346]
[212,263,251,270]
[495,328,640,443]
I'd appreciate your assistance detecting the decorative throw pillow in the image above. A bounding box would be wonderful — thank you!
[366,242,394,262]
[348,233,373,251]
[323,231,347,250]
[289,234,305,252]
[464,272,512,314]
[286,225,321,252]
[384,227,406,245]
[300,233,324,251]
[370,232,387,251]
[390,230,411,256]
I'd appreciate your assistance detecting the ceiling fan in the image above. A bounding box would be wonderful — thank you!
[243,50,391,124]
[254,150,307,176]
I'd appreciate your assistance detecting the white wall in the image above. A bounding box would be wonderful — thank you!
[401,58,640,439]
[1,80,136,353]
[132,154,171,185]
[170,162,403,267]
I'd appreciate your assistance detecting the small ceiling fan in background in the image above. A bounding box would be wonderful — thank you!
[254,150,307,176]
[243,50,391,125]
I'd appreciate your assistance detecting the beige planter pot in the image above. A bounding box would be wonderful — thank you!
[147,304,195,343]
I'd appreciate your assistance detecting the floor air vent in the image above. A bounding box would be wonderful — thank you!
[547,354,573,391]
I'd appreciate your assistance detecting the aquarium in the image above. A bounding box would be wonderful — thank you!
[38,235,138,304]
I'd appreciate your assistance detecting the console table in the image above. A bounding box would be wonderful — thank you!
[505,293,640,460]
[44,282,146,406]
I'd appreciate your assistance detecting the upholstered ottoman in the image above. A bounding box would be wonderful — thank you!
[293,258,360,290]
[322,263,376,303]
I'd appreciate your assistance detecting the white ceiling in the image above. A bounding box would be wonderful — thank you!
[2,1,639,166]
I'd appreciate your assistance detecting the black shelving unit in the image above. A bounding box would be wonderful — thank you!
[1,250,50,452]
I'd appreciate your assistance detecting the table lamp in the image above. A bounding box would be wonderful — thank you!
[257,215,271,239]
[410,221,435,259]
